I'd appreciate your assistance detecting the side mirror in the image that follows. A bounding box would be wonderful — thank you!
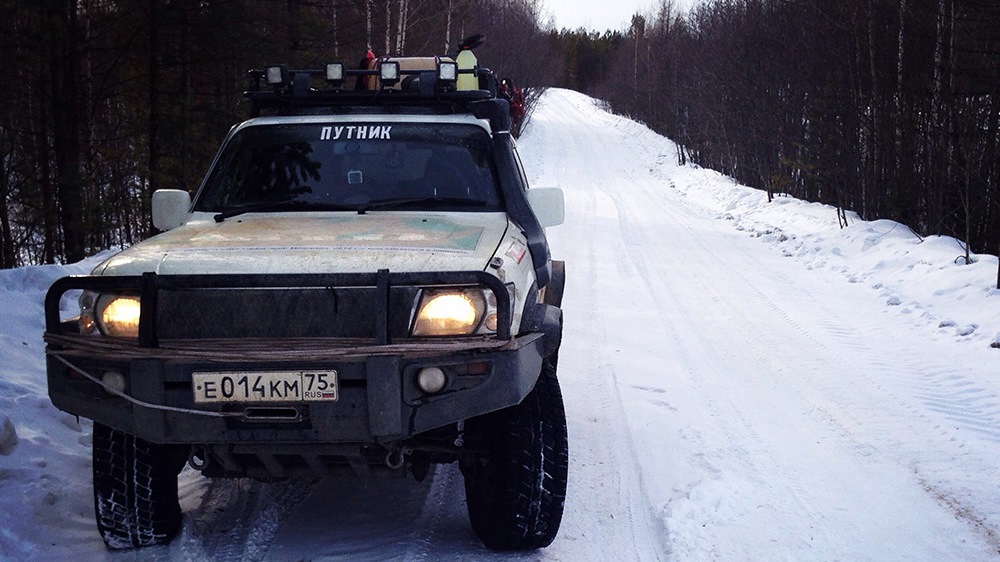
[151,189,191,231]
[526,187,564,228]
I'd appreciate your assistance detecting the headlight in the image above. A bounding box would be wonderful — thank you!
[412,289,486,336]
[95,294,141,338]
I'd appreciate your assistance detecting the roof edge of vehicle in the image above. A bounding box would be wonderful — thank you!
[234,113,494,134]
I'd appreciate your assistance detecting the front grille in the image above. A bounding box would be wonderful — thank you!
[156,287,419,339]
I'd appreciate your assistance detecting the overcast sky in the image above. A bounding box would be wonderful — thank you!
[542,0,699,31]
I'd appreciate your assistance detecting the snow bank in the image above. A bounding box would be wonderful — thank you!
[664,155,1000,348]
[0,254,112,560]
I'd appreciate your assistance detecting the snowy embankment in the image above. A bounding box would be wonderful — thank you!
[0,256,111,560]
[1,88,999,560]
[664,165,1000,348]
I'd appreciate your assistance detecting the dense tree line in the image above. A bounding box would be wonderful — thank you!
[558,0,1000,260]
[0,0,555,267]
[6,0,998,268]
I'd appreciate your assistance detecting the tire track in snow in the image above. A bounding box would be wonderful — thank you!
[554,105,847,557]
[531,97,671,559]
[596,176,843,556]
[560,186,668,558]
[171,471,320,561]
[397,464,489,562]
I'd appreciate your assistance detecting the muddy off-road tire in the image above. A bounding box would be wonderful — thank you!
[461,359,568,550]
[92,423,186,550]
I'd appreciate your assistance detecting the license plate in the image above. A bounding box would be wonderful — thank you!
[192,370,338,403]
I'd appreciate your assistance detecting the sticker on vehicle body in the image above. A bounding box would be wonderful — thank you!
[505,239,527,264]
[320,125,392,140]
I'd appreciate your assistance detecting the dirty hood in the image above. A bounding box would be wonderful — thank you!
[94,212,510,276]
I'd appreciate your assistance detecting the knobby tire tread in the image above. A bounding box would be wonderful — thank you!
[463,360,569,550]
[92,423,183,550]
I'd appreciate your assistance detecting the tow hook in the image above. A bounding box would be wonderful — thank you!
[385,447,411,470]
[188,445,209,471]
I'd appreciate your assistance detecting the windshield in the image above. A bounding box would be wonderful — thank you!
[194,122,502,213]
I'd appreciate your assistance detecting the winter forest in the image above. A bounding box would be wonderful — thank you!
[1,0,998,269]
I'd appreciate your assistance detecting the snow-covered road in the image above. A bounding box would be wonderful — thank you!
[525,90,1000,561]
[2,88,999,560]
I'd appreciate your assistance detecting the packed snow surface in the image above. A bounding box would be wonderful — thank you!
[2,88,999,560]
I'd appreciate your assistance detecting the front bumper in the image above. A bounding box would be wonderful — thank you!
[44,271,554,446]
[46,333,545,444]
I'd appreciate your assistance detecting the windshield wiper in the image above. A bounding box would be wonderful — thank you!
[213,201,360,222]
[360,197,489,212]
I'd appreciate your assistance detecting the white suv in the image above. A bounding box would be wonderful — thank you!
[44,56,568,552]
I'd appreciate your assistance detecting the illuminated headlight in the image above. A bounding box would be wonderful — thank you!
[412,289,486,336]
[95,294,141,338]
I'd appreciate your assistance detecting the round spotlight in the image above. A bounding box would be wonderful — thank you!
[416,367,447,394]
[101,370,127,396]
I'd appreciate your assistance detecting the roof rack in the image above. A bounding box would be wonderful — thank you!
[244,58,500,117]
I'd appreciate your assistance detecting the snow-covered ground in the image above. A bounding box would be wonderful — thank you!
[2,88,999,560]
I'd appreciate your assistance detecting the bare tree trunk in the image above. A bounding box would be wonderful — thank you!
[332,0,340,59]
[180,3,190,191]
[288,0,301,52]
[366,0,372,50]
[894,0,906,170]
[0,129,13,267]
[395,0,407,55]
[444,0,453,53]
[148,0,159,198]
[867,4,883,220]
[0,203,12,268]
[932,0,945,112]
[384,0,391,54]
[49,0,85,263]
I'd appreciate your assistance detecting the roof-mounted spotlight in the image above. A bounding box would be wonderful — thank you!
[437,61,458,85]
[265,64,290,87]
[378,61,400,87]
[325,63,345,86]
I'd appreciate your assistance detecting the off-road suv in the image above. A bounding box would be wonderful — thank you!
[44,55,567,551]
